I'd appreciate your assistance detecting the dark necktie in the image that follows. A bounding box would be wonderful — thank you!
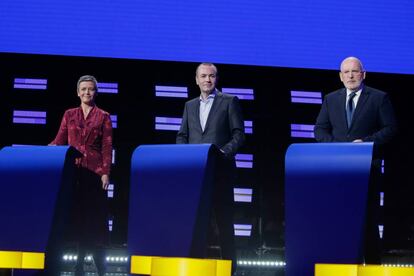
[346,92,357,127]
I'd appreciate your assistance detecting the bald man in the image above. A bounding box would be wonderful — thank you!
[314,57,398,264]
[314,56,397,145]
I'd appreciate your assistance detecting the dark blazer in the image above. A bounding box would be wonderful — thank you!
[314,85,397,145]
[176,91,245,157]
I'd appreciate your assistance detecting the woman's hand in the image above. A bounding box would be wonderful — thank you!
[101,174,110,190]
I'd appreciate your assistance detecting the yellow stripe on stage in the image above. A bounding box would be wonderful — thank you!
[0,251,44,269]
[151,257,217,276]
[315,264,358,276]
[359,265,414,276]
[21,252,45,269]
[216,259,232,276]
[0,251,22,268]
[130,255,232,276]
[131,255,154,274]
[315,264,414,276]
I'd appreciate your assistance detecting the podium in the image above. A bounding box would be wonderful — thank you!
[0,146,79,272]
[284,143,374,276]
[128,144,221,258]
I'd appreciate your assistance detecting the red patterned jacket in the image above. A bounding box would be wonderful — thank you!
[51,106,112,176]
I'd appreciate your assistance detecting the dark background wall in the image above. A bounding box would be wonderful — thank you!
[1,52,413,260]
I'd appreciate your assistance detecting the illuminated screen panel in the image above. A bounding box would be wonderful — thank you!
[291,124,315,138]
[234,188,253,203]
[1,0,413,74]
[155,85,188,98]
[14,78,47,90]
[236,154,253,169]
[234,224,252,237]
[98,82,118,94]
[222,88,254,100]
[291,91,322,104]
[110,115,117,129]
[13,110,47,125]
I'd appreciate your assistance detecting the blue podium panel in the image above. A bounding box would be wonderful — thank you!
[285,143,373,276]
[0,146,78,253]
[128,144,219,257]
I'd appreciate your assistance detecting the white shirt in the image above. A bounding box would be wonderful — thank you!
[346,88,362,110]
[199,92,216,132]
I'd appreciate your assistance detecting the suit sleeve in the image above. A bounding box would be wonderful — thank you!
[221,96,245,157]
[176,103,189,144]
[314,96,334,142]
[50,111,69,145]
[362,94,397,144]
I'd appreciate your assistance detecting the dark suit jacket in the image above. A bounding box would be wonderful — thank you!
[176,91,245,157]
[314,85,397,145]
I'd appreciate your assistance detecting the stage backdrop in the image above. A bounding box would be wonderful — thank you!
[0,0,414,74]
[1,0,414,263]
[0,53,413,257]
